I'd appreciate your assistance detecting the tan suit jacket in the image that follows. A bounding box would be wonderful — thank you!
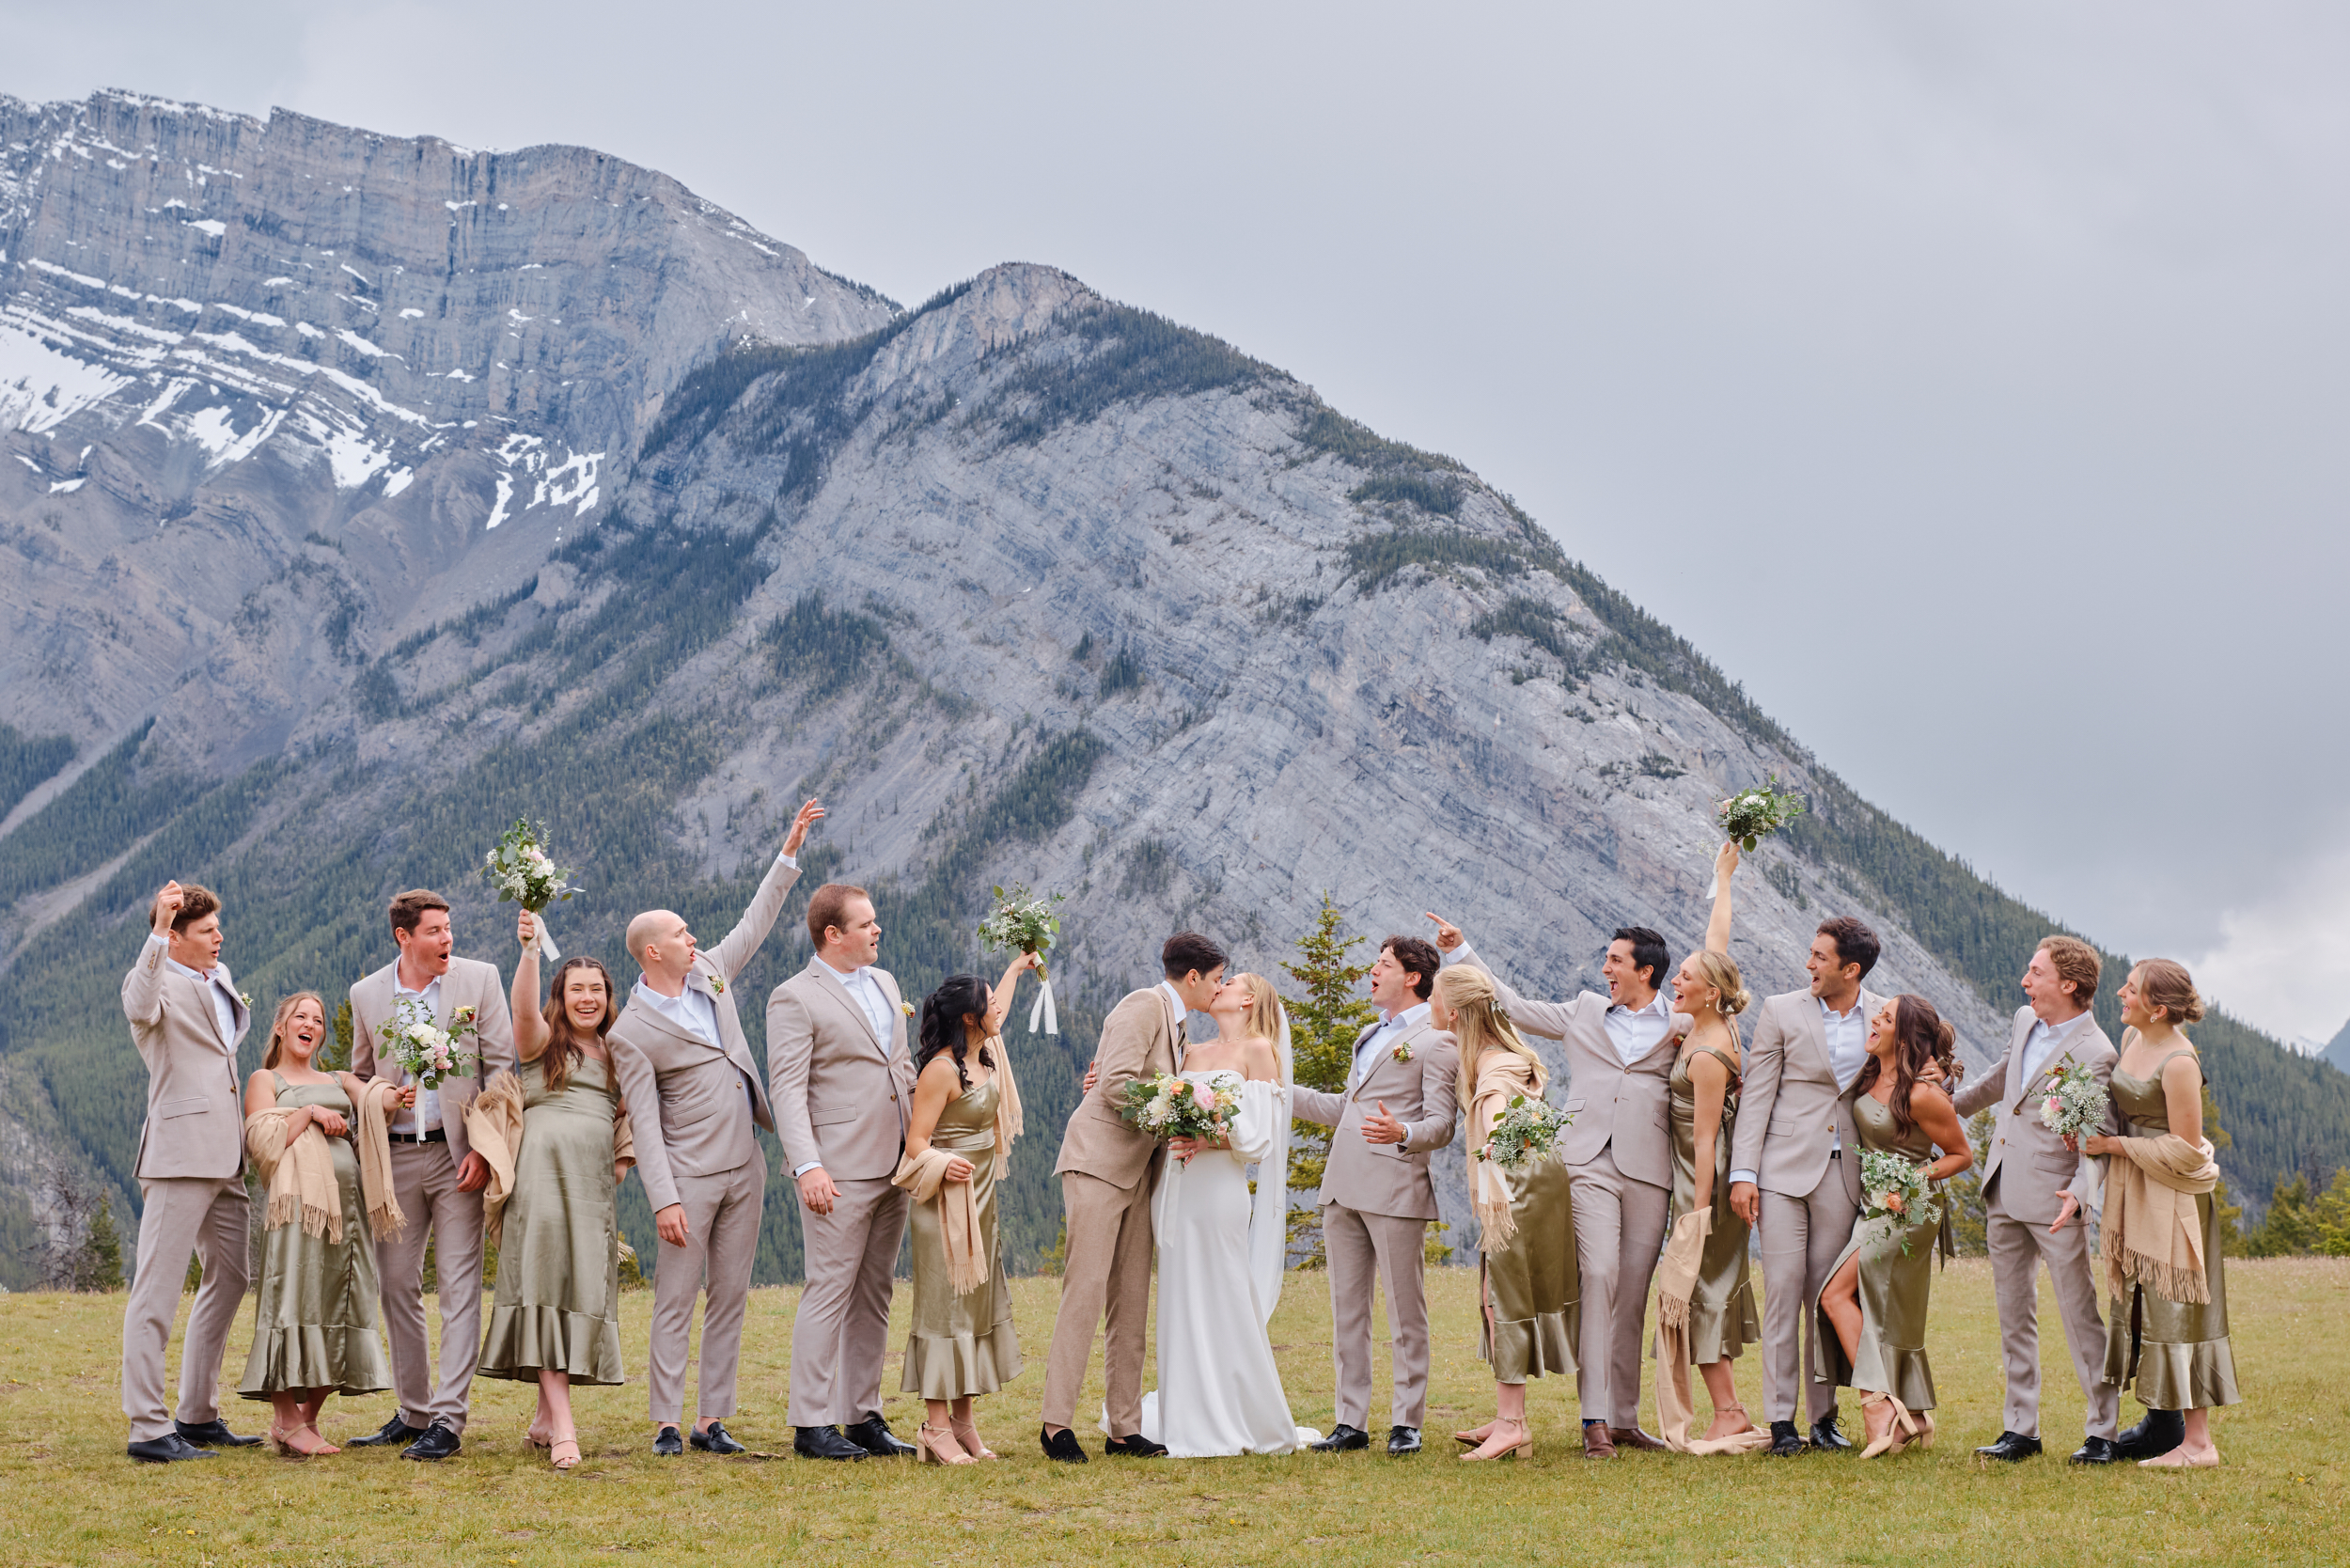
[1729,986,1887,1205]
[1950,1005,2115,1226]
[1054,984,1185,1191]
[122,938,249,1181]
[768,957,916,1183]
[352,954,517,1171]
[1292,1014,1460,1222]
[1449,944,1678,1188]
[607,854,800,1213]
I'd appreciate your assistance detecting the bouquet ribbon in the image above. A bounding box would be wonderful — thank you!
[1027,973,1058,1036]
[530,906,562,963]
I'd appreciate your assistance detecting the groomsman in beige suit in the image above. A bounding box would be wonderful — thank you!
[1039,931,1226,1462]
[1433,917,1683,1458]
[1951,935,2122,1465]
[119,881,260,1462]
[1292,933,1460,1457]
[348,888,516,1460]
[770,880,921,1462]
[608,799,820,1458]
[1727,916,1887,1456]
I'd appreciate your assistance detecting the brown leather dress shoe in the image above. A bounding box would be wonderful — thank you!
[1582,1421,1618,1459]
[1610,1425,1669,1452]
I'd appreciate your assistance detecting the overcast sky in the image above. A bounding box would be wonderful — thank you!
[8,1,2345,1043]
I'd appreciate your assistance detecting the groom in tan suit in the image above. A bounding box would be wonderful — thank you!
[1951,935,2121,1465]
[120,881,258,1462]
[1292,934,1459,1457]
[608,798,819,1457]
[770,880,919,1462]
[1039,931,1227,1463]
[1434,917,1684,1458]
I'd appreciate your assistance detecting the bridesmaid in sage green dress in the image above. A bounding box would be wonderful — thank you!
[238,992,393,1455]
[477,912,628,1471]
[900,951,1036,1466]
[1816,994,1972,1459]
[2083,960,2240,1469]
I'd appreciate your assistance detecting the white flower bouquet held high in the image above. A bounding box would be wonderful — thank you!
[1859,1149,1940,1257]
[484,819,577,961]
[384,996,479,1092]
[2036,1060,2107,1140]
[1716,777,1807,853]
[978,883,1065,1034]
[1478,1094,1574,1173]
[1117,1072,1238,1164]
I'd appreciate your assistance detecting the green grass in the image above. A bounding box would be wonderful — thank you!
[1,1260,2341,1565]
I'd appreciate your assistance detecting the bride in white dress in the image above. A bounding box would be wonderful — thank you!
[1111,973,1319,1456]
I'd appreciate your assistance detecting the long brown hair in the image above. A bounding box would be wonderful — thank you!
[1855,994,1961,1138]
[1437,965,1547,1110]
[540,956,618,1094]
[261,992,329,1072]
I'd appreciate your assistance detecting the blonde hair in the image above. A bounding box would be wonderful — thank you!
[2135,959,2206,1026]
[261,992,328,1072]
[1683,949,1750,1023]
[1233,973,1287,1048]
[1437,965,1546,1109]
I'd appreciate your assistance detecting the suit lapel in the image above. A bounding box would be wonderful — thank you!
[631,997,722,1057]
[1347,1021,1386,1101]
[807,961,885,1058]
[1797,996,1835,1080]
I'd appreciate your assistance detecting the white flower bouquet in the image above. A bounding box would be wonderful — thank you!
[978,883,1065,1034]
[483,818,576,960]
[2035,1060,2107,1140]
[1716,777,1807,853]
[384,996,479,1091]
[1479,1094,1574,1173]
[1860,1148,1940,1257]
[1118,1073,1237,1163]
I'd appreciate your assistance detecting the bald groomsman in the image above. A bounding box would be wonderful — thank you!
[120,881,260,1462]
[608,798,821,1458]
[1432,917,1683,1459]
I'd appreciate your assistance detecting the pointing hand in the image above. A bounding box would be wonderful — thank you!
[1422,912,1464,952]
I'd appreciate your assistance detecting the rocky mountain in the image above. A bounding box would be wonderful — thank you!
[5,90,2344,1283]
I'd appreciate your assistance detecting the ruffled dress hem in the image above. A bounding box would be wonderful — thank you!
[477,1305,627,1386]
[900,1324,1024,1399]
[238,1325,392,1399]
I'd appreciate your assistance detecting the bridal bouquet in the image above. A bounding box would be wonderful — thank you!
[978,884,1065,1035]
[483,819,576,961]
[1118,1073,1237,1163]
[383,996,478,1091]
[1716,777,1807,852]
[1479,1094,1574,1173]
[1859,1149,1940,1257]
[2036,1059,2107,1141]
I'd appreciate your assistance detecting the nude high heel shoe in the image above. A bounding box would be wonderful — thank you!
[1460,1419,1532,1461]
[916,1424,975,1466]
[550,1430,580,1471]
[1857,1392,1917,1459]
[949,1420,998,1460]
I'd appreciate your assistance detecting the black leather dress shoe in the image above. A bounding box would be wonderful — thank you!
[401,1422,461,1461]
[1767,1420,1807,1457]
[128,1434,214,1463]
[174,1419,261,1448]
[347,1416,427,1449]
[1809,1411,1853,1450]
[2114,1408,2186,1461]
[691,1420,745,1454]
[1039,1425,1089,1464]
[2070,1436,2121,1465]
[843,1415,916,1457]
[1974,1430,2043,1462]
[1309,1423,1371,1452]
[1104,1432,1168,1457]
[794,1425,867,1461]
[1386,1425,1422,1455]
[653,1425,685,1456]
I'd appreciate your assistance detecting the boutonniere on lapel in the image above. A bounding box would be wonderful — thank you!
[1392,1042,1414,1063]
[707,975,725,996]
[238,990,253,1009]
[901,1001,916,1017]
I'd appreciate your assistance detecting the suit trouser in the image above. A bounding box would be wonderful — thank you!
[1042,1168,1155,1435]
[1757,1164,1859,1425]
[375,1139,486,1435]
[648,1147,766,1425]
[788,1172,907,1428]
[1567,1147,1671,1426]
[122,1176,249,1442]
[1323,1202,1431,1431]
[1984,1175,2118,1440]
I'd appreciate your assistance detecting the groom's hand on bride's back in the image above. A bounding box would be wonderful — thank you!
[1422,912,1465,953]
[1081,1059,1099,1096]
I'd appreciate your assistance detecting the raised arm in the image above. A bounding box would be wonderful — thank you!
[981,951,1040,1036]
[122,883,184,1034]
[1705,841,1739,954]
[707,799,821,983]
[510,910,550,1064]
[1434,933,1578,1042]
[1687,1048,1731,1212]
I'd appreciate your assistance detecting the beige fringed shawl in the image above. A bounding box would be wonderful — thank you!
[351,1077,407,1239]
[246,1075,405,1243]
[464,1058,637,1248]
[1467,1049,1545,1254]
[888,1037,1023,1295]
[2102,1131,2218,1306]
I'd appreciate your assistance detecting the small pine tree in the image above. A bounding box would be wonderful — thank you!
[1278,892,1378,1267]
[2201,1085,2245,1255]
[321,998,355,1074]
[1943,1109,1997,1254]
[74,1193,124,1292]
[2247,1174,2320,1256]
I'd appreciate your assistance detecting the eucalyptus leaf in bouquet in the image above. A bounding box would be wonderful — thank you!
[979,884,1066,1034]
[483,819,576,960]
[1716,777,1808,854]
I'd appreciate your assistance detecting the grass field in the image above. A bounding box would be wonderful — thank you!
[2,1258,2342,1566]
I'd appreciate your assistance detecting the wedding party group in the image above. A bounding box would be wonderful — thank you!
[117,798,2239,1476]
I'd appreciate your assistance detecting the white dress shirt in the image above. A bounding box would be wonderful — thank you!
[793,954,896,1178]
[1603,990,1676,1066]
[154,935,239,1045]
[1352,1001,1430,1090]
[389,971,445,1136]
[633,977,720,1048]
[2021,1007,2092,1089]
[1728,992,1872,1190]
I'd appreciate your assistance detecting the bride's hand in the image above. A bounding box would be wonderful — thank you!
[1167,1136,1203,1161]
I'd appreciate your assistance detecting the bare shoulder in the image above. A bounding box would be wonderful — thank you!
[916,1053,964,1090]
[1241,1037,1282,1082]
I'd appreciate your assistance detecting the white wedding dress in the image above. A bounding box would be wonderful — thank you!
[1132,1068,1320,1456]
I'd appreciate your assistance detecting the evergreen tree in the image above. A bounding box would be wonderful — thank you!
[1943,1109,1997,1254]
[1277,892,1377,1266]
[2202,1085,2245,1255]
[321,997,355,1074]
[73,1191,123,1292]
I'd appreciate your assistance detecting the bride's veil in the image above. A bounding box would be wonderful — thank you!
[1247,1001,1293,1325]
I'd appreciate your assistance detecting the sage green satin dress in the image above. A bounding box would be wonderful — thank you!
[901,1076,1023,1397]
[1814,1092,1941,1412]
[2101,1050,2242,1410]
[477,1056,625,1386]
[1666,1045,1760,1363]
[1474,1055,1578,1384]
[238,1074,392,1399]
